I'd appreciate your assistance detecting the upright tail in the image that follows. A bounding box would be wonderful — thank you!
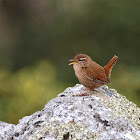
[104,55,118,78]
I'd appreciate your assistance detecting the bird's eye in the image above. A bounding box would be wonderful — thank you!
[79,59,83,61]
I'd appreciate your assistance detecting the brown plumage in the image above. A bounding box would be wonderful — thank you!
[69,54,118,90]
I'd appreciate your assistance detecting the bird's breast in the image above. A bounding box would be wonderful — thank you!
[74,66,87,84]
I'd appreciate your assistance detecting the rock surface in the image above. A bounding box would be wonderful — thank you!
[0,84,140,140]
[0,121,15,140]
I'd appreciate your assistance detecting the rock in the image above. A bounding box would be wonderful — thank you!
[0,84,140,140]
[0,121,15,140]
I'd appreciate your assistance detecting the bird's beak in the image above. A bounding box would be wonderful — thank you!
[68,59,77,65]
[69,62,77,65]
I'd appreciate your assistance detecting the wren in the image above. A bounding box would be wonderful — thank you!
[69,54,118,91]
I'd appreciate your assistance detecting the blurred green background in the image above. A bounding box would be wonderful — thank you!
[0,0,140,124]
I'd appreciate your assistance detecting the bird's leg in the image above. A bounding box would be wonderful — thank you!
[73,88,91,96]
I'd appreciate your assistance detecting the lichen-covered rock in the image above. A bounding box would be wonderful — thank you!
[0,84,140,140]
[0,121,15,140]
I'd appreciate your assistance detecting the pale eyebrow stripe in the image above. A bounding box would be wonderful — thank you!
[79,58,87,60]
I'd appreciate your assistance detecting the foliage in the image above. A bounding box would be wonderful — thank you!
[0,61,66,124]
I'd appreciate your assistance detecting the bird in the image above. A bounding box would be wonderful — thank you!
[69,54,118,94]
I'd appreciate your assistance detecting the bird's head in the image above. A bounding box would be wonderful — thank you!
[69,54,92,68]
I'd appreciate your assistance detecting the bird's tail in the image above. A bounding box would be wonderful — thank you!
[104,55,118,78]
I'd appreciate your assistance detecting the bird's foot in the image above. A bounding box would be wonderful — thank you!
[73,88,91,96]
[73,92,89,96]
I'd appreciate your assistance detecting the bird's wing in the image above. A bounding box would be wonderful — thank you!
[85,68,111,84]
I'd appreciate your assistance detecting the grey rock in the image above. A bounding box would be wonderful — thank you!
[0,84,140,140]
[0,121,15,140]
